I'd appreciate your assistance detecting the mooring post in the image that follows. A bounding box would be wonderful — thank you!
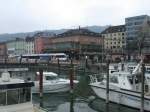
[19,55,22,64]
[106,60,110,104]
[39,69,43,99]
[70,92,74,112]
[140,63,145,112]
[57,58,60,75]
[70,58,74,93]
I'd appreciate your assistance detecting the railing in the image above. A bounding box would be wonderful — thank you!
[89,74,98,83]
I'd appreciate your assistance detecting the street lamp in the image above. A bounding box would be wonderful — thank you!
[85,55,88,68]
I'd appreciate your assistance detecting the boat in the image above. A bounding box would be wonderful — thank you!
[32,72,79,93]
[109,61,150,91]
[89,61,150,111]
[0,71,47,112]
[0,71,36,112]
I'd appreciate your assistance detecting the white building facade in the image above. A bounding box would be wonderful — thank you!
[25,37,35,54]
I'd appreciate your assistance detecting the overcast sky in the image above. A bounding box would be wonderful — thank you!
[0,0,149,34]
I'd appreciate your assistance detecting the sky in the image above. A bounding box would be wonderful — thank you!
[0,0,149,34]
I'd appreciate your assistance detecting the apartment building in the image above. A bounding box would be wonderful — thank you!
[101,25,126,61]
[6,38,26,56]
[25,36,35,54]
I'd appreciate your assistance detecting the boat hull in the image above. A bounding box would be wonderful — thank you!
[32,80,78,93]
[90,83,150,111]
[32,83,71,93]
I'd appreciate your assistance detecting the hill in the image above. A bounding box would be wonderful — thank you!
[0,25,109,42]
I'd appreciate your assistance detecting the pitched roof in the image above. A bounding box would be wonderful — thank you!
[101,25,125,34]
[25,36,34,42]
[56,28,101,37]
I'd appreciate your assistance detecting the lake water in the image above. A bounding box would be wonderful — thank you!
[32,93,139,112]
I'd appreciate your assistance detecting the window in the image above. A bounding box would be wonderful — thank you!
[128,76,141,84]
[46,76,57,80]
[0,92,6,105]
[110,76,118,83]
[0,88,31,106]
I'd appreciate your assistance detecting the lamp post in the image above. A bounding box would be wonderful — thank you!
[85,55,88,68]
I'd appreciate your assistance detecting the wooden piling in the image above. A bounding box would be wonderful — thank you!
[39,69,43,98]
[57,58,60,75]
[70,58,74,93]
[140,63,145,112]
[19,55,22,64]
[70,92,74,112]
[106,60,110,104]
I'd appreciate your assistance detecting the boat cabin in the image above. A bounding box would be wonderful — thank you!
[0,71,34,106]
[103,71,142,91]
[36,72,58,81]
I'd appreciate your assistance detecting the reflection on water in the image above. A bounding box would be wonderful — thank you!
[90,98,138,112]
[33,93,139,112]
[32,93,97,112]
[33,93,69,111]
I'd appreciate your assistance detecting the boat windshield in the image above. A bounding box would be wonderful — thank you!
[110,76,118,84]
[128,75,141,84]
[0,87,31,106]
[45,76,58,80]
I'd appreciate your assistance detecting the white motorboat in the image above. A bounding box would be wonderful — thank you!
[89,67,150,111]
[32,72,79,93]
[109,61,150,91]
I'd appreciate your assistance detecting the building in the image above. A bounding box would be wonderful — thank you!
[141,21,150,62]
[101,25,126,61]
[0,42,7,61]
[44,28,103,60]
[25,36,35,54]
[125,15,150,40]
[34,32,54,54]
[34,37,51,54]
[125,15,150,60]
[6,38,26,56]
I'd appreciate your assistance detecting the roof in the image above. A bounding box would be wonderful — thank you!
[25,36,34,42]
[56,28,101,37]
[33,31,56,37]
[6,38,25,43]
[125,15,149,21]
[101,25,125,34]
[0,82,34,89]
